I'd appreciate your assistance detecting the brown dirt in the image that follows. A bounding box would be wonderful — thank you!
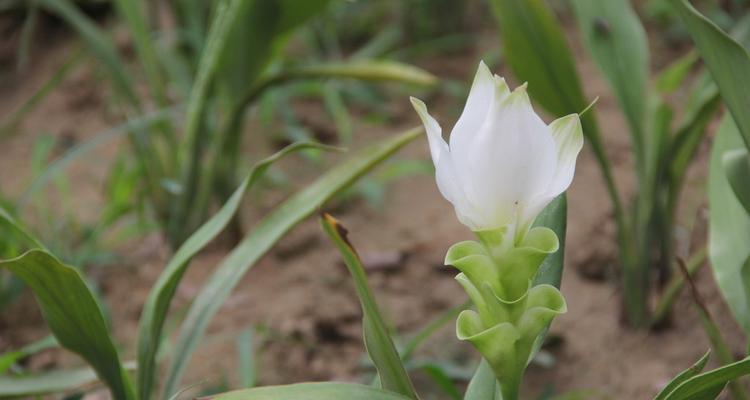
[1,17,747,400]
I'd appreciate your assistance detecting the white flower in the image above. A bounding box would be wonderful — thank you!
[410,61,583,237]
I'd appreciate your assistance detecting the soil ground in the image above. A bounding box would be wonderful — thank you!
[0,12,747,400]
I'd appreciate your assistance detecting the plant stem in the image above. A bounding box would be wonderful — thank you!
[678,258,750,400]
[651,246,708,326]
[499,371,521,400]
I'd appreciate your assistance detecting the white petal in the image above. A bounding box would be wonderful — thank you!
[449,61,496,153]
[546,114,584,196]
[410,96,446,163]
[410,96,482,229]
[517,114,583,235]
[468,85,558,230]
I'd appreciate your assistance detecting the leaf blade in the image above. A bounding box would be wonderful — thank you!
[162,128,421,397]
[209,382,413,400]
[320,214,418,399]
[0,250,133,400]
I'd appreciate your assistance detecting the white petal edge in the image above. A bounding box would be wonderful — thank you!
[546,113,584,196]
[449,61,496,152]
[410,96,482,230]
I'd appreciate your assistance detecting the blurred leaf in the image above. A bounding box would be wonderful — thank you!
[671,0,750,148]
[490,0,587,117]
[0,367,98,398]
[236,327,256,389]
[323,84,353,145]
[162,128,421,397]
[654,351,710,400]
[20,108,175,208]
[708,116,750,334]
[111,0,168,104]
[656,51,699,94]
[0,48,83,140]
[35,0,138,105]
[137,142,335,400]
[320,214,418,399]
[414,362,462,400]
[669,93,720,187]
[0,335,57,374]
[571,0,649,151]
[400,300,469,361]
[283,60,437,87]
[217,0,332,103]
[0,251,133,400]
[464,359,499,400]
[722,148,750,215]
[209,382,413,400]
[657,356,750,400]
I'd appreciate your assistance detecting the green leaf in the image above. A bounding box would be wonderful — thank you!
[208,382,413,400]
[0,335,57,374]
[722,148,750,215]
[654,351,711,400]
[659,356,750,400]
[20,108,175,208]
[0,367,98,398]
[708,116,750,334]
[172,0,245,240]
[320,214,418,399]
[35,0,137,106]
[415,362,463,400]
[570,0,649,153]
[111,0,168,105]
[283,61,437,87]
[671,0,750,148]
[464,359,499,400]
[216,0,332,103]
[137,142,336,400]
[489,0,587,117]
[532,195,567,288]
[0,251,133,400]
[236,327,256,389]
[162,128,421,397]
[656,51,699,94]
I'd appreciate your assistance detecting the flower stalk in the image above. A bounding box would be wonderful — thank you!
[411,61,583,399]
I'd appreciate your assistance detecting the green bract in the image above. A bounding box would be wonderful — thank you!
[446,226,566,400]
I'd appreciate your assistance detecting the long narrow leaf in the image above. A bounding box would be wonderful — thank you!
[208,382,413,400]
[137,142,336,400]
[162,128,421,397]
[35,0,138,106]
[671,0,750,148]
[570,0,649,155]
[654,351,711,400]
[708,116,750,334]
[663,356,750,400]
[320,213,418,399]
[0,367,98,398]
[0,251,134,400]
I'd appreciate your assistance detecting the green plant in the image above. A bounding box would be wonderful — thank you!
[0,126,421,399]
[25,0,435,249]
[670,0,750,346]
[489,0,729,328]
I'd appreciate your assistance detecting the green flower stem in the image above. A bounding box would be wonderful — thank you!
[446,227,566,400]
